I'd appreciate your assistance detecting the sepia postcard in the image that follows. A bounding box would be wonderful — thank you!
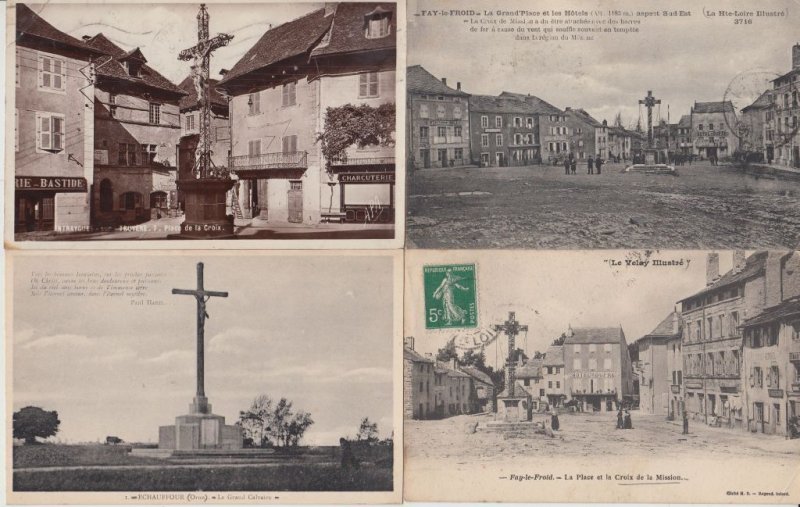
[5,250,402,504]
[5,0,405,250]
[404,249,800,503]
[406,0,800,249]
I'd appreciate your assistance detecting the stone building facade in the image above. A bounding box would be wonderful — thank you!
[403,337,434,420]
[407,65,470,169]
[84,34,184,226]
[689,101,738,160]
[636,311,682,417]
[766,44,800,168]
[218,3,396,226]
[564,107,602,161]
[13,4,101,234]
[564,327,634,412]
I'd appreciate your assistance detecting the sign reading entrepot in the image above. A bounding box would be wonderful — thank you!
[16,176,88,192]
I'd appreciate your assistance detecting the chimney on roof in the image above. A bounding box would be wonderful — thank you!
[425,352,433,359]
[602,119,608,126]
[451,358,458,371]
[765,251,785,307]
[219,69,229,77]
[404,336,414,350]
[82,35,92,41]
[706,253,720,286]
[793,43,800,70]
[441,77,447,86]
[565,107,572,111]
[457,82,461,90]
[732,251,746,274]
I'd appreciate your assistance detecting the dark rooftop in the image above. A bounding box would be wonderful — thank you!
[407,65,468,97]
[565,327,626,345]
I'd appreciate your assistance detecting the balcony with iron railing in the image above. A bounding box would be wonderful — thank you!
[228,151,307,172]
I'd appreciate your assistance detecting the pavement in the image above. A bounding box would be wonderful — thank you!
[407,161,800,249]
[404,411,800,462]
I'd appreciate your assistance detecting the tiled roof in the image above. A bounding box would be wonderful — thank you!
[498,382,534,398]
[403,346,433,363]
[217,8,332,87]
[499,91,563,115]
[643,311,681,338]
[677,115,691,128]
[311,3,396,58]
[460,366,493,386]
[678,251,770,303]
[84,34,184,96]
[407,65,468,96]
[16,3,104,56]
[516,358,542,378]
[178,76,228,112]
[741,91,772,112]
[692,101,735,114]
[565,327,625,345]
[566,107,602,127]
[742,297,800,328]
[470,94,561,115]
[542,345,564,366]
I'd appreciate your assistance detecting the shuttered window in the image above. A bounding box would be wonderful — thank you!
[35,112,65,152]
[282,82,296,107]
[358,72,379,98]
[38,55,66,92]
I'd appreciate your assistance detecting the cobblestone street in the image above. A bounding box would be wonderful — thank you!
[407,162,800,249]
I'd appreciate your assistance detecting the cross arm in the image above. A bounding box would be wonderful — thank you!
[173,288,199,295]
[204,290,229,298]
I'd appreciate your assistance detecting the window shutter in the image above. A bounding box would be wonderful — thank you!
[39,114,51,150]
[54,59,64,90]
[38,57,45,88]
[370,73,378,96]
[359,74,367,97]
[749,368,754,387]
[52,117,63,150]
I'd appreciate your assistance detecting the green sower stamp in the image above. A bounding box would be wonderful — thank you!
[423,264,478,329]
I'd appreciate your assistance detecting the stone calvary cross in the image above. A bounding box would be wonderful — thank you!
[172,262,228,414]
[493,311,528,398]
[178,4,233,179]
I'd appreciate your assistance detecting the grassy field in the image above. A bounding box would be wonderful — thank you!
[13,444,165,468]
[13,463,393,491]
[13,444,393,491]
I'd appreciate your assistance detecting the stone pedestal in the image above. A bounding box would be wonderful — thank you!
[497,395,532,422]
[158,397,243,451]
[176,178,235,238]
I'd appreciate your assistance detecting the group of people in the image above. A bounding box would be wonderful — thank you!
[563,156,604,175]
[616,408,633,430]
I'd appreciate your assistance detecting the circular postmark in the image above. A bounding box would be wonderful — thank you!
[723,68,800,153]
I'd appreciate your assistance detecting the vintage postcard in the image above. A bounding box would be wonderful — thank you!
[404,249,800,503]
[6,250,402,504]
[406,0,800,249]
[5,0,405,249]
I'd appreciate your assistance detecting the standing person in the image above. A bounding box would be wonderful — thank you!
[551,407,560,431]
[624,410,633,429]
[570,157,577,175]
[596,157,603,175]
[564,157,570,175]
[588,156,594,174]
[616,408,624,429]
[682,409,689,435]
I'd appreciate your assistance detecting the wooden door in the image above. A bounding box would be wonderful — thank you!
[288,181,303,223]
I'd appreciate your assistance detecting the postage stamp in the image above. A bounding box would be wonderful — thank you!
[423,264,478,329]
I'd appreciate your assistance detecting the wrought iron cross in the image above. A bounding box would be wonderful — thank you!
[178,4,233,179]
[639,90,661,149]
[172,262,228,409]
[493,311,528,397]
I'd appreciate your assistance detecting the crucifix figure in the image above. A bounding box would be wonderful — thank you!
[178,4,233,179]
[172,262,228,414]
[493,311,528,398]
[639,90,661,149]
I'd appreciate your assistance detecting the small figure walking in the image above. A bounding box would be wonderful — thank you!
[587,156,594,174]
[596,157,603,175]
[340,437,359,470]
[551,407,560,431]
[564,157,570,175]
[682,410,689,435]
[570,157,577,175]
[616,408,624,430]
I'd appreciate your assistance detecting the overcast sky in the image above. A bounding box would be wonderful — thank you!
[13,253,395,445]
[406,251,740,368]
[409,0,799,127]
[27,2,323,83]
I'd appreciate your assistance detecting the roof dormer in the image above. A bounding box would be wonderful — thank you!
[364,5,392,39]
[120,47,147,77]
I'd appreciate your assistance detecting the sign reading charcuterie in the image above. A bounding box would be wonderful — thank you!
[16,177,88,192]
[339,172,395,184]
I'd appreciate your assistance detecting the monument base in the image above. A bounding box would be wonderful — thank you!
[158,397,243,451]
[496,395,533,422]
[173,178,236,239]
[624,164,677,175]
